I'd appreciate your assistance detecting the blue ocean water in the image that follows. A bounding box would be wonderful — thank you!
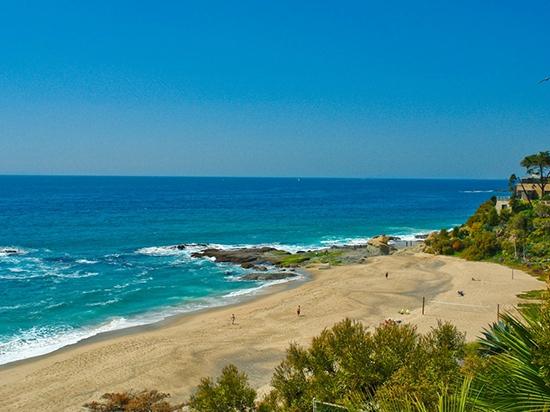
[0,176,505,364]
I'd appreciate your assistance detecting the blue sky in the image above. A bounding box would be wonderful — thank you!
[0,1,549,178]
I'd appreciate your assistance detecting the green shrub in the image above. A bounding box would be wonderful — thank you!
[188,364,256,412]
[375,321,465,409]
[261,319,466,411]
[461,230,499,260]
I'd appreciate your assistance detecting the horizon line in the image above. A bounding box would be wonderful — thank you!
[0,173,507,181]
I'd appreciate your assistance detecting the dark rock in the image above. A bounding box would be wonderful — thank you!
[1,249,19,255]
[191,247,291,269]
[240,272,298,281]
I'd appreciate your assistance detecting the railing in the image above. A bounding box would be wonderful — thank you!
[496,196,510,201]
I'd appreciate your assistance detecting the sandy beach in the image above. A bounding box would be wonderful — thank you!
[0,251,544,412]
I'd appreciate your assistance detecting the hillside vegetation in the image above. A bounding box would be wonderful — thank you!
[423,197,550,279]
[424,151,550,280]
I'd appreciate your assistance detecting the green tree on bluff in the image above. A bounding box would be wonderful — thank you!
[520,151,550,199]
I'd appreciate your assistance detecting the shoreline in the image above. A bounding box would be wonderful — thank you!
[0,237,420,367]
[0,269,311,370]
[0,252,544,411]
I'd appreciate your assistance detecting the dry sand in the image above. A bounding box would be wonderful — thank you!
[0,252,544,411]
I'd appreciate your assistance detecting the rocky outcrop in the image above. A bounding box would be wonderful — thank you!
[367,235,397,255]
[188,236,402,271]
[0,248,21,255]
[191,247,291,269]
[171,243,208,251]
[240,272,298,281]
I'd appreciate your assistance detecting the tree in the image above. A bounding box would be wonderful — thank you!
[520,151,550,199]
[508,174,518,197]
[188,364,256,412]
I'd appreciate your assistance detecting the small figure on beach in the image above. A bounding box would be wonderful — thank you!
[297,305,301,317]
[231,313,236,325]
[385,272,389,279]
[457,290,465,297]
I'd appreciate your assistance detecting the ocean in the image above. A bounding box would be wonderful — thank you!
[0,176,505,365]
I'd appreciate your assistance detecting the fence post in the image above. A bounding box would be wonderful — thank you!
[422,296,425,315]
[313,397,317,412]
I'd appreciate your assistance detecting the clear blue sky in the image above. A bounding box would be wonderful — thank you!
[0,1,549,178]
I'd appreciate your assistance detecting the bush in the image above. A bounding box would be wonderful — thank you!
[451,239,464,252]
[462,230,499,260]
[260,319,466,411]
[188,364,256,412]
[84,390,183,412]
[424,229,454,255]
[374,321,465,409]
[263,318,375,411]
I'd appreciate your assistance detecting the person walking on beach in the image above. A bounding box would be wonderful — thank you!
[385,272,389,279]
[296,305,301,317]
[231,313,236,325]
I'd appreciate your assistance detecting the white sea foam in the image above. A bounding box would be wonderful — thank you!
[222,276,302,298]
[0,318,146,365]
[320,237,370,247]
[54,271,99,279]
[460,190,494,193]
[136,246,186,256]
[76,259,99,264]
[0,302,43,312]
[0,273,43,280]
[0,273,304,366]
[86,298,120,307]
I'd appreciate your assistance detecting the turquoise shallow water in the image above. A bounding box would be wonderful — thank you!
[0,176,505,364]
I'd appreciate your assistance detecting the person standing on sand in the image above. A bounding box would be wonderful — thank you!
[297,305,301,317]
[385,272,389,279]
[231,314,235,325]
